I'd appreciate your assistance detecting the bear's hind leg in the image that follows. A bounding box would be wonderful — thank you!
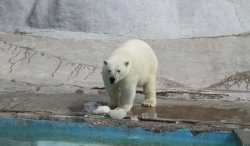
[142,76,156,107]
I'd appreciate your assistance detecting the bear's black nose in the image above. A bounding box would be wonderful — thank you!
[109,76,115,84]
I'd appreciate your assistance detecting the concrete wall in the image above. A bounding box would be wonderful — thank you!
[0,32,249,95]
[0,0,250,97]
[0,0,250,39]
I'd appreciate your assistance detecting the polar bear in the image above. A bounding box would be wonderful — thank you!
[102,39,158,111]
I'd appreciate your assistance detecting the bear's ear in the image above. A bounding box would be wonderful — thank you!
[103,60,108,65]
[125,61,129,67]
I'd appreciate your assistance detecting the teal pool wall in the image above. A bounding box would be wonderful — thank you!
[0,118,238,146]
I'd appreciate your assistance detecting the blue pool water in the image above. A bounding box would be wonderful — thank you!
[0,118,238,146]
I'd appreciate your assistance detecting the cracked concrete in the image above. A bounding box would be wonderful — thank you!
[0,33,101,93]
[0,40,98,79]
[0,32,250,98]
[208,71,250,91]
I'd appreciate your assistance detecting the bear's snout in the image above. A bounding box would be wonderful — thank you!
[109,76,116,84]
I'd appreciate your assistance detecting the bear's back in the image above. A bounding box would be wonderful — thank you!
[114,39,156,63]
[113,39,158,85]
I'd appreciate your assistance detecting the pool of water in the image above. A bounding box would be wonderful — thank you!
[0,118,238,146]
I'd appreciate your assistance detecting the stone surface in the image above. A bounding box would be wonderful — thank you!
[0,32,250,96]
[0,0,250,39]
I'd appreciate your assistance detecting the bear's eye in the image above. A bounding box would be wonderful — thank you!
[108,69,111,73]
[117,69,121,73]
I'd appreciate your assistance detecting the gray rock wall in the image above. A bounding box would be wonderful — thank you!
[0,0,250,39]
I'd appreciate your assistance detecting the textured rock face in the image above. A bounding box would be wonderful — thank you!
[0,0,34,30]
[0,0,250,38]
[0,0,250,96]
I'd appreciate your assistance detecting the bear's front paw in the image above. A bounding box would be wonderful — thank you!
[142,99,156,107]
[120,104,133,112]
[109,103,118,109]
[110,105,118,109]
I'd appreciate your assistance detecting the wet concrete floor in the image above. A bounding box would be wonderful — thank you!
[132,105,249,123]
[0,90,250,131]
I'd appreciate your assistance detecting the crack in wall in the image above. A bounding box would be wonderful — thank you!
[9,47,36,73]
[158,77,186,88]
[69,64,84,79]
[0,40,98,80]
[1,41,38,73]
[52,57,64,77]
[51,57,98,80]
[84,66,98,80]
[208,70,250,90]
[6,79,85,93]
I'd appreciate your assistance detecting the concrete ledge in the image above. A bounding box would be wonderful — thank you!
[0,91,250,131]
[233,130,250,146]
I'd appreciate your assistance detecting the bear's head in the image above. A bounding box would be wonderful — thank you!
[103,60,131,85]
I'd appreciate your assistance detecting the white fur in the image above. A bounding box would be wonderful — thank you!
[109,108,127,119]
[92,106,127,119]
[102,39,158,111]
[92,106,110,114]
